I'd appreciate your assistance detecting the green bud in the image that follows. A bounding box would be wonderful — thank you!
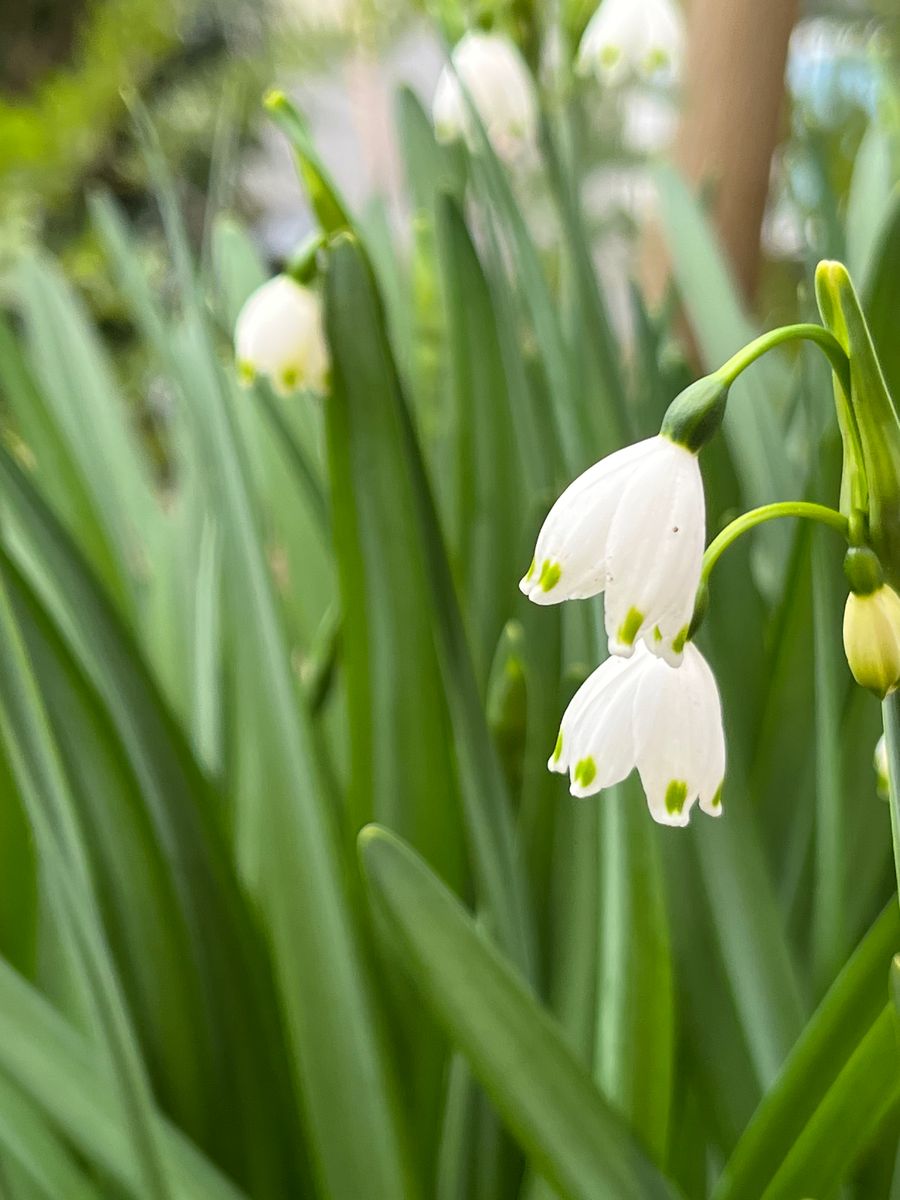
[660,374,730,453]
[842,583,900,698]
[816,261,900,591]
[843,546,883,596]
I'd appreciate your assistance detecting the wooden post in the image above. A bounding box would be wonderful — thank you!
[648,0,801,306]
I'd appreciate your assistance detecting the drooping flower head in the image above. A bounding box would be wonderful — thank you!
[235,275,329,396]
[519,434,705,665]
[577,0,685,85]
[843,582,900,698]
[432,31,539,160]
[550,641,725,826]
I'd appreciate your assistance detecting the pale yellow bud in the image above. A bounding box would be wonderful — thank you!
[842,585,900,698]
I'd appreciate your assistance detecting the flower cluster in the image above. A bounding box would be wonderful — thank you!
[432,0,684,160]
[521,429,727,827]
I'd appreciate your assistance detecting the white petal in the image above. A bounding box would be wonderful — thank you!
[603,437,704,664]
[577,0,684,83]
[550,652,649,796]
[234,276,328,394]
[633,643,724,825]
[433,33,537,157]
[520,437,658,606]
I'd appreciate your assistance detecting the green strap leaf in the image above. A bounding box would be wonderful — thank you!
[0,957,245,1200]
[325,233,536,981]
[359,824,683,1200]
[714,900,900,1200]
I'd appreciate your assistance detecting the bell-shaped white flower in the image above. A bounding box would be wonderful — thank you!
[519,435,705,666]
[432,32,538,160]
[550,641,725,827]
[234,275,329,396]
[577,0,685,85]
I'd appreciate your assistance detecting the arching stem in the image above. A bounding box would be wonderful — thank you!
[690,501,849,638]
[715,323,852,400]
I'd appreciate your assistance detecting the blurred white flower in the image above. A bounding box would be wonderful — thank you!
[577,0,685,85]
[875,734,889,798]
[621,89,678,154]
[234,275,329,396]
[550,641,725,826]
[843,583,900,698]
[432,31,539,160]
[519,435,705,666]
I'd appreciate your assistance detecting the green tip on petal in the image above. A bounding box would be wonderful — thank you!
[653,625,663,643]
[574,756,596,788]
[672,626,689,655]
[710,785,723,811]
[280,366,300,393]
[599,44,621,67]
[525,557,536,581]
[665,779,688,815]
[617,606,644,647]
[552,730,563,763]
[539,559,561,593]
[237,359,256,386]
[643,47,670,71]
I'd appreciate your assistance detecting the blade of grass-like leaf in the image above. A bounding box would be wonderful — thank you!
[359,824,682,1200]
[0,317,129,615]
[396,87,466,217]
[863,192,900,410]
[0,956,245,1200]
[811,523,849,987]
[263,91,352,236]
[0,450,309,1196]
[190,520,223,776]
[176,315,414,1196]
[459,96,586,477]
[325,233,535,979]
[759,1005,900,1200]
[691,769,806,1087]
[846,123,895,288]
[434,193,522,686]
[0,1074,103,1200]
[15,253,158,616]
[322,200,470,1188]
[101,119,411,1195]
[0,571,174,1200]
[539,115,631,451]
[662,832,762,1157]
[714,899,900,1200]
[596,781,673,1165]
[0,735,36,981]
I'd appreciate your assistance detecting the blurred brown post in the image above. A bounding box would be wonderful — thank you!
[647,0,800,306]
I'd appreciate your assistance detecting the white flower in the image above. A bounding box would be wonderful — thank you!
[234,275,329,396]
[550,641,725,826]
[577,0,685,85]
[519,435,705,666]
[432,32,538,160]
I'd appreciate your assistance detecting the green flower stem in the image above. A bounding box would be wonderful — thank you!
[701,502,849,586]
[881,692,900,905]
[714,323,852,400]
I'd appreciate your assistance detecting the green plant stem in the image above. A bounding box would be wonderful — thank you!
[881,692,900,904]
[716,323,852,400]
[701,502,849,586]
